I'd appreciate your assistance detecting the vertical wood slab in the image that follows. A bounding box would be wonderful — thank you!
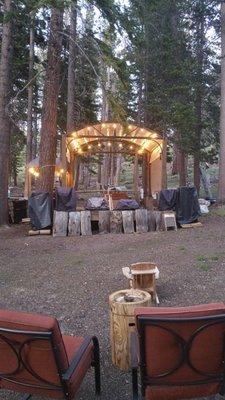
[81,211,92,236]
[68,211,81,236]
[122,211,134,234]
[110,211,123,233]
[148,210,156,231]
[135,209,148,233]
[53,211,68,237]
[153,211,163,231]
[99,211,110,234]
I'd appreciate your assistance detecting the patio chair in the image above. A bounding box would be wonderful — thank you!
[0,309,100,399]
[131,303,225,399]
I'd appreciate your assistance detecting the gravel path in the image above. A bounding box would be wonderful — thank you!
[0,212,225,399]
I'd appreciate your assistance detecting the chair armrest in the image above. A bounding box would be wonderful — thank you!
[130,331,139,400]
[62,336,95,381]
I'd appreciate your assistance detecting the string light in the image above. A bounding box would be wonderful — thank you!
[113,123,117,129]
[129,145,133,150]
[118,143,123,149]
[102,123,106,128]
[98,142,101,147]
[128,125,132,129]
[88,145,92,150]
[107,142,111,147]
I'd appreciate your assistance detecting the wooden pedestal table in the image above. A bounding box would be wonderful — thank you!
[109,289,151,371]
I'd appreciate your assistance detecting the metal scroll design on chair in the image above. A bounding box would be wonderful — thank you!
[139,317,225,392]
[0,329,62,391]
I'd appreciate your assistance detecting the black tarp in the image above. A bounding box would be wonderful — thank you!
[28,192,52,229]
[158,189,177,211]
[115,199,140,210]
[176,186,201,224]
[55,187,76,211]
[85,197,109,210]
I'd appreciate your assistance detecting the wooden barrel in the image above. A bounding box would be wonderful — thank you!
[109,289,151,371]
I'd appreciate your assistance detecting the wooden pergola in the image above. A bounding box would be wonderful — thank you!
[62,122,167,201]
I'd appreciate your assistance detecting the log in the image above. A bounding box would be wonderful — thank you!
[99,211,110,234]
[68,212,81,236]
[148,211,156,231]
[40,229,51,235]
[109,289,151,371]
[122,211,134,234]
[80,210,92,236]
[28,230,40,236]
[135,209,148,233]
[110,211,123,233]
[53,211,68,237]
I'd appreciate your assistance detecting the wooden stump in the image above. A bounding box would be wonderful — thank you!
[135,209,148,233]
[122,211,134,234]
[110,211,123,233]
[99,211,110,234]
[81,211,92,236]
[148,211,156,231]
[109,289,151,371]
[68,212,81,236]
[53,211,68,237]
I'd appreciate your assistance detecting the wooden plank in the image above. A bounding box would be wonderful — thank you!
[53,211,68,237]
[153,211,163,231]
[110,211,123,233]
[68,212,81,236]
[181,222,202,229]
[135,209,148,233]
[40,229,51,235]
[148,211,156,231]
[81,211,92,236]
[122,211,134,234]
[99,211,110,234]
[28,230,40,236]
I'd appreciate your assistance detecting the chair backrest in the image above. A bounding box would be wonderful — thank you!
[130,262,156,293]
[135,303,225,400]
[0,309,69,398]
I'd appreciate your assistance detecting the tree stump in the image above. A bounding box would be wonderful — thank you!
[109,289,151,371]
[148,211,156,231]
[110,211,123,233]
[81,211,92,236]
[122,211,134,234]
[99,211,110,234]
[53,211,68,237]
[135,209,148,233]
[68,212,81,236]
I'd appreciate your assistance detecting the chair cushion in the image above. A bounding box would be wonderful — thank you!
[63,335,93,397]
[135,303,225,400]
[0,309,68,398]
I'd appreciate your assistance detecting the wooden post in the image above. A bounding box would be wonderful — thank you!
[135,209,148,233]
[133,154,139,201]
[68,211,81,236]
[53,211,68,237]
[99,210,110,234]
[61,134,67,186]
[161,139,167,189]
[81,210,92,236]
[122,210,134,234]
[110,211,123,233]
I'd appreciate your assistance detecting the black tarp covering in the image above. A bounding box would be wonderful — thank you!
[176,186,201,224]
[55,187,76,211]
[158,189,177,211]
[28,192,52,229]
[115,199,140,210]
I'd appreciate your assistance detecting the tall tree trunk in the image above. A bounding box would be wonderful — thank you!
[67,0,77,134]
[194,0,205,194]
[218,1,225,202]
[0,0,13,226]
[178,150,187,187]
[24,13,35,197]
[38,6,63,195]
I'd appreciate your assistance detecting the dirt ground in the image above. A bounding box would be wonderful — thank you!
[0,211,225,400]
